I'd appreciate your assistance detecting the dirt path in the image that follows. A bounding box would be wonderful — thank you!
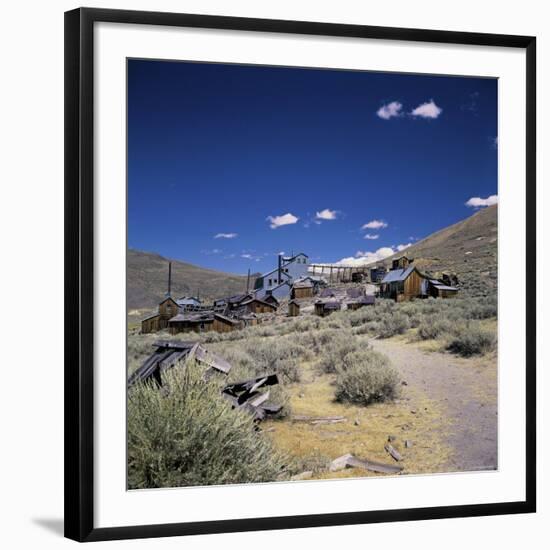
[370,338,497,472]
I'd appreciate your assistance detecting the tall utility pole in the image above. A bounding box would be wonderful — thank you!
[246,268,251,293]
[167,262,172,296]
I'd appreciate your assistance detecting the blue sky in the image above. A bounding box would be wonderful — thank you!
[128,59,497,274]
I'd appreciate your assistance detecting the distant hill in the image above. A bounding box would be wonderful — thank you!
[380,204,498,296]
[127,249,251,316]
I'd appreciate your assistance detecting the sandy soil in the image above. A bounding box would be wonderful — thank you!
[370,338,498,472]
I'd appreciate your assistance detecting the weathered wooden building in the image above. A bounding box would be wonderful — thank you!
[292,280,314,299]
[380,262,428,302]
[428,279,459,298]
[239,297,278,315]
[380,257,458,301]
[168,312,242,334]
[314,300,342,317]
[288,300,301,317]
[347,295,376,310]
[370,265,387,283]
[141,296,179,334]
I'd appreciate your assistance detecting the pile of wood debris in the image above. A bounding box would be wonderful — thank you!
[128,340,282,422]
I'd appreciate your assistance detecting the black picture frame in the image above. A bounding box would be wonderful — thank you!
[65,7,537,542]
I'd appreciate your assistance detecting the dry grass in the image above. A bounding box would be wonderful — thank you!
[262,362,452,479]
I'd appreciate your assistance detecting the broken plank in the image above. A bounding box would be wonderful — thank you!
[310,418,347,425]
[346,455,403,474]
[292,415,346,423]
[384,443,403,462]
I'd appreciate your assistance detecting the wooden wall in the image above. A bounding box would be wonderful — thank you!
[404,270,424,299]
[294,287,313,299]
[288,302,300,316]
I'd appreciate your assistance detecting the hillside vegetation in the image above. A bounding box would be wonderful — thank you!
[127,249,250,313]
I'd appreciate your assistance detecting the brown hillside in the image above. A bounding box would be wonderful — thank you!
[127,249,249,314]
[381,205,498,296]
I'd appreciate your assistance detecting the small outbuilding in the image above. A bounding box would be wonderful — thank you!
[347,295,376,310]
[428,280,459,298]
[292,280,314,299]
[239,297,278,314]
[288,300,302,317]
[314,300,342,317]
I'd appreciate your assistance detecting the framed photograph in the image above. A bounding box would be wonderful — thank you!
[65,7,536,542]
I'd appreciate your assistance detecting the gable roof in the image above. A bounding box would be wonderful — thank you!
[159,296,178,306]
[141,311,160,322]
[381,265,419,284]
[240,297,277,309]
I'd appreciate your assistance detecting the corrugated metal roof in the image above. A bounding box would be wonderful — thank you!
[381,265,416,283]
[432,284,458,291]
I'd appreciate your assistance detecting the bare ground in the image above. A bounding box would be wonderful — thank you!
[370,338,498,472]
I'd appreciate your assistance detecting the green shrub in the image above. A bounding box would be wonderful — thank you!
[377,312,410,338]
[446,323,496,356]
[317,332,361,373]
[127,363,287,489]
[416,315,454,340]
[334,349,400,406]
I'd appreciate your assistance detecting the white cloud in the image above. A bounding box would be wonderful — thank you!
[334,246,396,267]
[363,234,379,240]
[377,101,403,120]
[410,100,442,119]
[241,253,253,259]
[362,219,388,230]
[201,248,222,255]
[214,232,238,239]
[267,213,299,229]
[465,195,498,208]
[315,208,338,221]
[333,244,413,267]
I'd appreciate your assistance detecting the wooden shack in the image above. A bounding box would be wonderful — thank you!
[141,296,179,334]
[347,295,376,310]
[168,312,214,334]
[380,265,428,302]
[288,300,301,317]
[141,313,161,334]
[314,300,341,317]
[212,314,241,332]
[292,280,314,299]
[428,280,459,298]
[239,297,277,314]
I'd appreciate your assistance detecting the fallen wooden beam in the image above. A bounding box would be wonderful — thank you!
[384,443,403,462]
[292,415,346,423]
[310,418,347,425]
[346,455,403,474]
[329,453,403,474]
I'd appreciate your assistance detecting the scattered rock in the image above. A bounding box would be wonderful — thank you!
[330,454,354,472]
[410,409,417,415]
[291,471,313,481]
[387,435,396,442]
[401,380,408,386]
[405,440,413,449]
[354,418,360,426]
[298,392,305,398]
